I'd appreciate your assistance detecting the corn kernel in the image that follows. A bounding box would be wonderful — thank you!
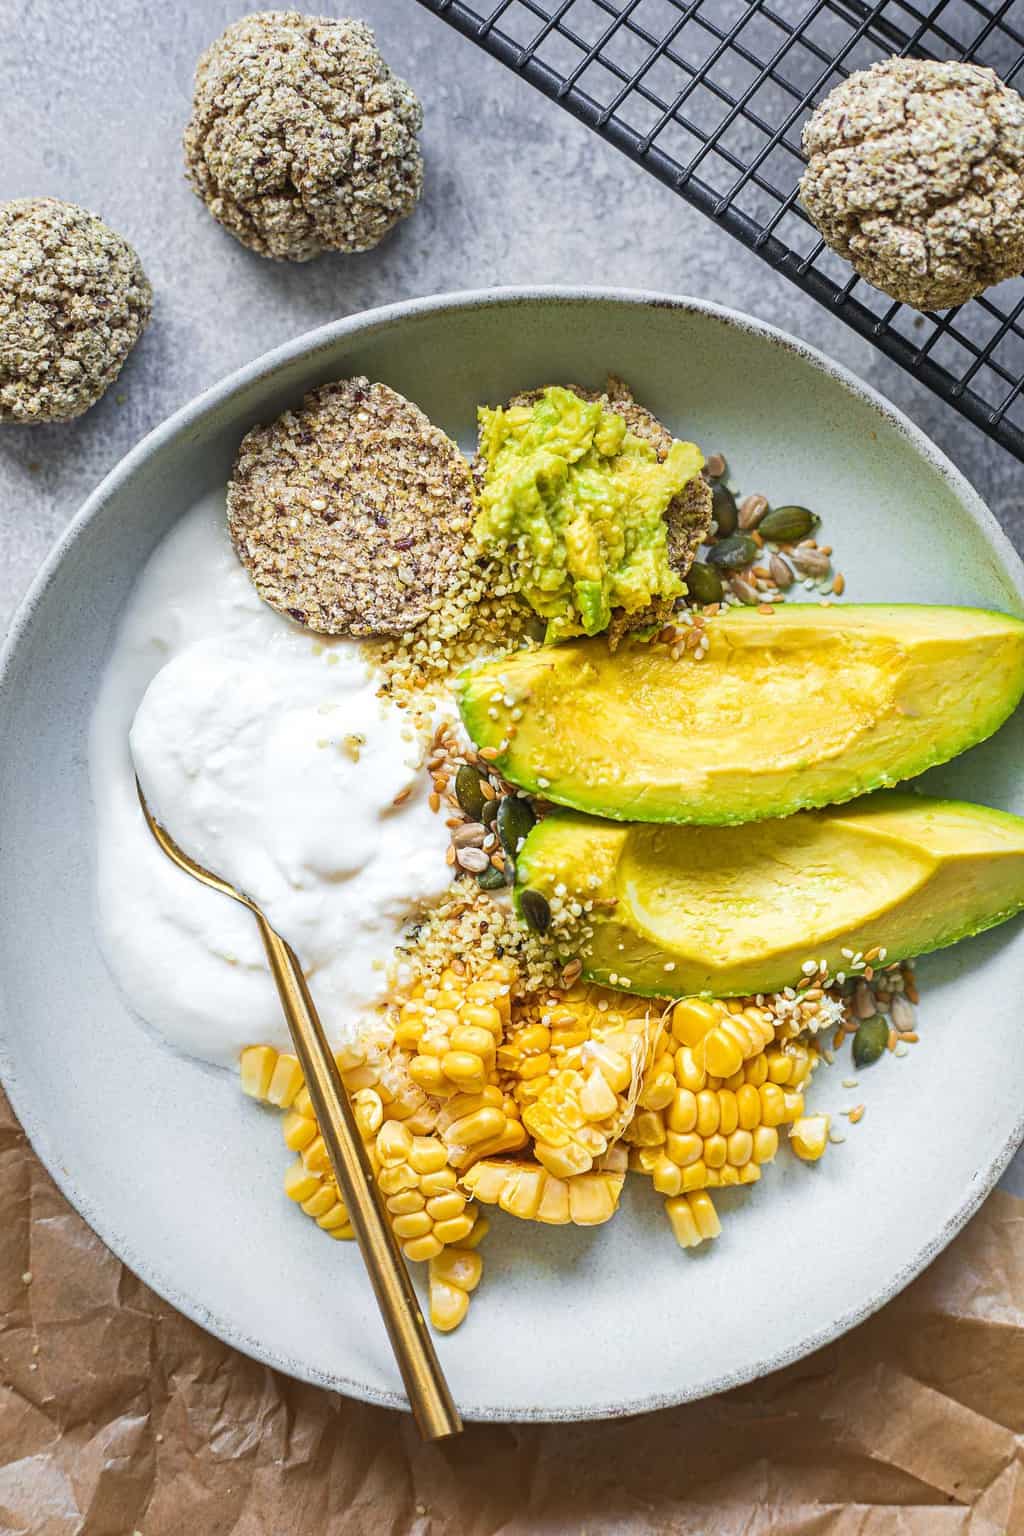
[425,1192,466,1223]
[301,1135,331,1174]
[726,1128,753,1167]
[267,1053,303,1108]
[430,1278,470,1332]
[667,1087,698,1134]
[652,1155,683,1197]
[409,1136,448,1175]
[696,1089,720,1137]
[681,1159,709,1192]
[752,1125,778,1164]
[717,1089,739,1137]
[441,1050,487,1092]
[789,1113,830,1162]
[665,1130,702,1167]
[404,1234,444,1263]
[284,1159,321,1203]
[240,1045,277,1101]
[386,1190,426,1216]
[392,1211,433,1241]
[579,1066,618,1120]
[703,1133,727,1169]
[433,1213,476,1245]
[432,1247,483,1293]
[665,1194,701,1248]
[282,1110,317,1151]
[671,998,718,1046]
[736,1083,761,1131]
[317,1201,350,1231]
[301,1184,338,1218]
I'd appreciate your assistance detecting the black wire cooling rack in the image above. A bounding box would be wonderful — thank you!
[415,0,1024,460]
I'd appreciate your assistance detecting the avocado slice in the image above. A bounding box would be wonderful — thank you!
[515,793,1024,997]
[458,605,1024,825]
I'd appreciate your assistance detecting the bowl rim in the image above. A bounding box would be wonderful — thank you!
[2,284,1022,1423]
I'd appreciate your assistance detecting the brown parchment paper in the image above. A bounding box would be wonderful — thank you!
[3,1083,1024,1536]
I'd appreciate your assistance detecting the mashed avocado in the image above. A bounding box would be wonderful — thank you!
[474,386,704,642]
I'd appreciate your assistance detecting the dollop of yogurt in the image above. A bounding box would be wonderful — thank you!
[91,495,452,1066]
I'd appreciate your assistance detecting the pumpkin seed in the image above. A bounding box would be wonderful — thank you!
[481,797,499,826]
[685,561,724,605]
[455,764,486,820]
[711,483,738,537]
[477,864,507,891]
[852,1015,889,1068]
[769,553,794,590]
[707,533,757,570]
[759,505,820,543]
[738,493,769,530]
[519,888,552,935]
[791,546,831,578]
[497,795,536,864]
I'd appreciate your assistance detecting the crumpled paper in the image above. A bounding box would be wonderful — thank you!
[2,1083,1023,1536]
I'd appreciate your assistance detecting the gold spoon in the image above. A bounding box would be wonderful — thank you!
[136,779,462,1441]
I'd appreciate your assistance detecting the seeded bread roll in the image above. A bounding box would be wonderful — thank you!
[227,377,476,636]
[801,59,1024,311]
[0,197,151,423]
[184,13,423,262]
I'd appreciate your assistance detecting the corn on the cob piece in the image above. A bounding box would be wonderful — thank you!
[629,998,823,1245]
[240,1039,487,1331]
[461,1144,627,1227]
[498,984,655,1178]
[394,963,514,1098]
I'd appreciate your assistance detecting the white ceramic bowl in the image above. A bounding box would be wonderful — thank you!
[2,289,1023,1422]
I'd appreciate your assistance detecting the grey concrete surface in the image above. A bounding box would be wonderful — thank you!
[1,0,1023,1193]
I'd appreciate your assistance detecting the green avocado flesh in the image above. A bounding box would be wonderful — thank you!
[515,793,1024,997]
[473,385,703,641]
[458,605,1024,824]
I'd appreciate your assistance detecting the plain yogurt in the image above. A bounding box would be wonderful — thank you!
[90,492,452,1067]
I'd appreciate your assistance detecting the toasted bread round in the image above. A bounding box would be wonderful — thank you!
[227,377,475,637]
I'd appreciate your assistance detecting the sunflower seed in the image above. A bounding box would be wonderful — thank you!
[730,577,760,605]
[451,822,486,849]
[890,993,916,1032]
[738,494,769,530]
[853,979,876,1019]
[456,846,490,873]
[769,553,794,590]
[791,546,832,578]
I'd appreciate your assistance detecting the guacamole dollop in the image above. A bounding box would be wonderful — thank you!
[474,386,704,642]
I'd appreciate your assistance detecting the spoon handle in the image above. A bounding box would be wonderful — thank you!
[256,915,462,1441]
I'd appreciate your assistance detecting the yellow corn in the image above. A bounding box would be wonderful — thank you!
[500,984,655,1178]
[462,1146,626,1227]
[240,1045,278,1101]
[428,1241,485,1331]
[789,1113,831,1162]
[398,963,513,1099]
[629,999,826,1243]
[241,1039,487,1315]
[665,1190,721,1249]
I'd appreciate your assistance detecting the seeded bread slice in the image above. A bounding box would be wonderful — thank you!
[487,376,712,647]
[228,377,475,636]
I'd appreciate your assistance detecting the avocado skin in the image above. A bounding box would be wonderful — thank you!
[514,793,1024,997]
[459,605,1024,826]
